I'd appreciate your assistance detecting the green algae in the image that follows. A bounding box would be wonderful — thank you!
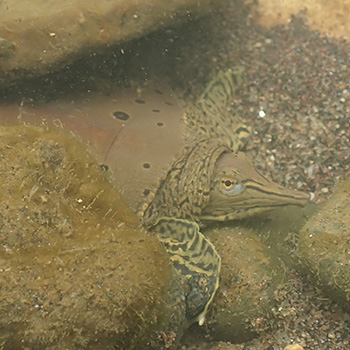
[0,125,185,349]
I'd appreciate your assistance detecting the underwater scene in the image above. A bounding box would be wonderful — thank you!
[0,0,350,349]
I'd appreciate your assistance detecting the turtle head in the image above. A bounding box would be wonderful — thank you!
[201,151,310,222]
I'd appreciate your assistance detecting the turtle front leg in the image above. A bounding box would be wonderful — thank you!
[154,218,221,326]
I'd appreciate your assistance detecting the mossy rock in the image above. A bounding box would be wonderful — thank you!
[0,125,185,349]
[203,225,290,342]
[249,204,317,269]
[298,177,350,307]
[0,0,226,82]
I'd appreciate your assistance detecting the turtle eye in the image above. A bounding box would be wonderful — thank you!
[220,178,245,195]
[221,179,235,189]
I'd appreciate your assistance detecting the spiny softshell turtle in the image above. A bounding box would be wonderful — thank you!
[0,69,310,325]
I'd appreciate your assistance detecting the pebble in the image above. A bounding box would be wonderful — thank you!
[321,187,329,194]
[284,345,303,350]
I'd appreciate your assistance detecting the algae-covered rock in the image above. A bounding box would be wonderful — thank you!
[298,177,350,307]
[0,125,185,349]
[0,0,227,82]
[244,204,318,270]
[204,225,289,342]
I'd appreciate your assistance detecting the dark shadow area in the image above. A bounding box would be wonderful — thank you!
[0,3,249,103]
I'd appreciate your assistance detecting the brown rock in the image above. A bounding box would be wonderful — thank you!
[298,177,350,308]
[284,344,304,350]
[0,125,185,349]
[204,225,289,343]
[0,0,227,81]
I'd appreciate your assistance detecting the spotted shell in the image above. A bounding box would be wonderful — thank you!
[0,84,189,217]
[102,86,188,217]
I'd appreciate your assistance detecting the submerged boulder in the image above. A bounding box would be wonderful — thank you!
[0,125,185,349]
[298,177,350,307]
[204,225,289,343]
[0,0,227,82]
[199,203,317,343]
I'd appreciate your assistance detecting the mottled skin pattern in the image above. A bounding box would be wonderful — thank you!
[143,139,228,227]
[143,139,228,322]
[184,68,251,150]
[155,217,220,322]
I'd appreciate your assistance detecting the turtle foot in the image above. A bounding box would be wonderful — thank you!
[186,273,218,326]
[154,217,221,326]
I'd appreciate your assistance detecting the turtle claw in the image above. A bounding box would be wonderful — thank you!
[154,218,221,326]
[186,273,218,325]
